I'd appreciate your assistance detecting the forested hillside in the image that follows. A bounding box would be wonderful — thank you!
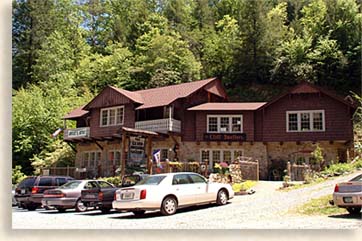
[12,0,362,174]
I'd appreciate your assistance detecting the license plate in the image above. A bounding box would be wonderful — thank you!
[21,189,26,194]
[85,194,95,199]
[343,197,353,203]
[122,192,134,200]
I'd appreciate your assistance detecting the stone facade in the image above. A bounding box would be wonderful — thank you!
[73,138,351,180]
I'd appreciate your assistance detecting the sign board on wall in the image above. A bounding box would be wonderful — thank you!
[128,136,146,166]
[203,133,247,141]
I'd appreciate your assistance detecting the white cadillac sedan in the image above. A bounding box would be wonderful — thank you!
[112,172,234,216]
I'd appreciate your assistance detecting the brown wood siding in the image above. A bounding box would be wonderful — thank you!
[259,93,354,142]
[188,110,255,142]
[87,87,132,109]
[90,103,135,138]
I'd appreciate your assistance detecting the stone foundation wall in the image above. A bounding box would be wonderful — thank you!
[180,141,268,179]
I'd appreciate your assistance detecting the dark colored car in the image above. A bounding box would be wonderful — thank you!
[81,174,148,213]
[14,176,74,211]
[42,180,114,212]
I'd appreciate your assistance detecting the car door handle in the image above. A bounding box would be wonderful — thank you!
[197,187,201,189]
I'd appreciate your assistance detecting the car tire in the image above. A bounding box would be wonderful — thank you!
[57,208,66,213]
[75,199,87,212]
[346,207,361,215]
[101,208,111,214]
[132,210,145,216]
[216,189,228,205]
[27,204,37,211]
[161,196,177,216]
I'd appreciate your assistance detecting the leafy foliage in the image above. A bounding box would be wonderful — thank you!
[12,165,27,185]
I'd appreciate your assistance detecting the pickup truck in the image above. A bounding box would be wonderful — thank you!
[81,174,148,213]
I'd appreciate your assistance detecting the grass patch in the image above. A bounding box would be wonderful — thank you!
[295,194,346,216]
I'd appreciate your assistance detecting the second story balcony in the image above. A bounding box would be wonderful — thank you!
[64,127,90,141]
[135,118,181,134]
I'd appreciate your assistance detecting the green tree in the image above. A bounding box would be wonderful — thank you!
[132,14,201,89]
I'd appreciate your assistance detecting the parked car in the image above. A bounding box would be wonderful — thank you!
[14,176,74,211]
[81,174,148,213]
[12,186,17,207]
[331,173,362,214]
[42,179,114,212]
[112,172,234,216]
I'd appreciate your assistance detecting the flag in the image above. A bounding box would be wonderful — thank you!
[51,128,63,138]
[153,149,161,167]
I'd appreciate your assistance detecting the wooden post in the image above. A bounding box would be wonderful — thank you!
[287,161,291,180]
[121,132,127,178]
[146,136,153,174]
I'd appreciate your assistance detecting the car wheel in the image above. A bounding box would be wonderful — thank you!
[346,207,361,214]
[132,210,145,216]
[101,208,111,214]
[161,196,177,216]
[216,189,228,205]
[57,208,66,213]
[75,199,87,212]
[27,204,37,211]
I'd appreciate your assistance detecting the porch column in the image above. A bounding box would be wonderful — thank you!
[121,132,127,178]
[146,136,153,174]
[169,106,173,131]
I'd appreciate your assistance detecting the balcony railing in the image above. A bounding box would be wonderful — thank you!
[64,127,90,140]
[135,118,181,134]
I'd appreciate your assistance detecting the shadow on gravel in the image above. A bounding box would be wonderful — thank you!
[328,213,362,220]
[109,202,231,219]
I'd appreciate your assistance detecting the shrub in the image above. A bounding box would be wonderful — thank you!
[12,165,27,185]
[98,176,122,186]
[321,162,353,175]
[232,180,256,192]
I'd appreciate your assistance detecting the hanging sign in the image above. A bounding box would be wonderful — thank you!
[128,136,146,165]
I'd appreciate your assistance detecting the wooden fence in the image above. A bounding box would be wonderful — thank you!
[287,162,311,181]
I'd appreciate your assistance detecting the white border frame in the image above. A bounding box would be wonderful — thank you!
[286,110,325,132]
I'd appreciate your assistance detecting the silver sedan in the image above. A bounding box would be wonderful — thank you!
[332,173,362,214]
[112,172,234,216]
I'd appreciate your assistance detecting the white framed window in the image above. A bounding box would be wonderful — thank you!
[82,151,102,168]
[286,110,325,132]
[200,149,244,164]
[100,106,124,127]
[207,115,243,133]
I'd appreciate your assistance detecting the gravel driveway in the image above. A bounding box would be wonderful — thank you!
[12,171,362,229]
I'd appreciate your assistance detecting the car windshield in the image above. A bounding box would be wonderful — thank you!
[135,175,166,185]
[350,174,362,182]
[58,180,82,189]
[17,177,36,188]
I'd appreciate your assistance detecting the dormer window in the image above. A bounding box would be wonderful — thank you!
[100,106,124,127]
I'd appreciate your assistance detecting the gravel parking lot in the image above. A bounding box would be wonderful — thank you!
[12,171,362,229]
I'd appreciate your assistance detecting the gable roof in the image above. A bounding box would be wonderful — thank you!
[134,77,224,110]
[110,86,144,104]
[188,102,267,111]
[260,81,356,110]
[63,105,89,120]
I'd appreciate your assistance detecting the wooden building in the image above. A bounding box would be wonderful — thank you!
[63,78,356,180]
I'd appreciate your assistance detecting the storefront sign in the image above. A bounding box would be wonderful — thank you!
[203,133,246,141]
[128,136,145,165]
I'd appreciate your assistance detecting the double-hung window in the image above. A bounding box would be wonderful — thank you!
[100,106,124,127]
[286,110,325,132]
[207,115,243,133]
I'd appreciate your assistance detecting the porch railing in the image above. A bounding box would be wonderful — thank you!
[135,118,181,134]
